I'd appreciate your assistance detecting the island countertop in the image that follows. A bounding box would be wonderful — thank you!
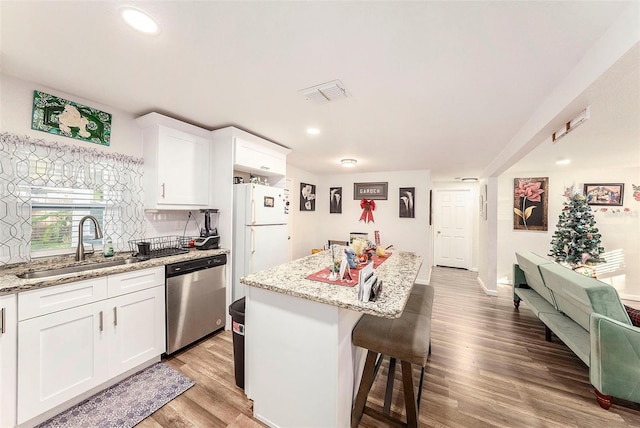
[240,250,423,318]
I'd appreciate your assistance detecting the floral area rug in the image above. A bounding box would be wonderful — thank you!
[38,362,194,428]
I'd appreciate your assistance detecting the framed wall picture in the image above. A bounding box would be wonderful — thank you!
[513,177,548,231]
[329,187,342,213]
[353,182,388,200]
[300,182,316,211]
[584,183,624,206]
[31,90,112,146]
[399,187,415,218]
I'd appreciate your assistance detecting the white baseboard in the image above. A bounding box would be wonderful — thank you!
[416,266,432,285]
[477,276,498,297]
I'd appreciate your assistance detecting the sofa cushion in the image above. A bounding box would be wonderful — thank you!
[625,305,640,327]
[515,251,556,308]
[514,288,557,316]
[539,312,591,366]
[539,263,631,331]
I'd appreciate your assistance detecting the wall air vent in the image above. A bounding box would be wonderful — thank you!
[300,80,349,104]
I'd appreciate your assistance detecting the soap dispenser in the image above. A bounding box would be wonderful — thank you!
[104,237,115,257]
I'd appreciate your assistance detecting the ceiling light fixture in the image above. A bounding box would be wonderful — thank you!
[461,177,478,182]
[555,159,571,165]
[307,128,320,135]
[341,159,357,167]
[120,7,159,35]
[552,106,590,143]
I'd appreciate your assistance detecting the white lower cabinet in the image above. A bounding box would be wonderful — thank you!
[108,286,165,377]
[16,267,165,426]
[17,300,110,423]
[0,294,17,428]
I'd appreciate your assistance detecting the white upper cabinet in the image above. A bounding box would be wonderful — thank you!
[137,113,211,210]
[211,126,290,179]
[234,137,287,177]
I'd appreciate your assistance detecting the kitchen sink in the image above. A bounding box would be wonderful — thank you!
[18,257,142,279]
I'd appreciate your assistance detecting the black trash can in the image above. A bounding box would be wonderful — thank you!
[229,297,245,389]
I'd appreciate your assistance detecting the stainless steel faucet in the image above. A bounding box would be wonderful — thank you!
[75,215,103,261]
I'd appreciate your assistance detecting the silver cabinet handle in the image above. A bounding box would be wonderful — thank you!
[0,307,5,334]
[99,310,103,332]
[161,183,166,199]
[113,307,118,327]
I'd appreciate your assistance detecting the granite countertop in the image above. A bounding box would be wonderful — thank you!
[0,248,229,295]
[241,250,423,319]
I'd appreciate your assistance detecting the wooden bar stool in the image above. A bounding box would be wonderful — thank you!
[351,283,434,427]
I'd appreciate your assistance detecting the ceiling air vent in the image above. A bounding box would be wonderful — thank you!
[300,80,349,104]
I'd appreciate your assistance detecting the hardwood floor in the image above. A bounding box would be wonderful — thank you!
[139,267,640,427]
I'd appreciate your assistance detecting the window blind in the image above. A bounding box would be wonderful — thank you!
[30,186,106,252]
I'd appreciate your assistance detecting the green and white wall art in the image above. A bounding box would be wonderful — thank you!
[31,90,112,146]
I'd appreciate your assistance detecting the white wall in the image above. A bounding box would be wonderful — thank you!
[287,168,432,283]
[498,166,640,300]
[286,165,321,260]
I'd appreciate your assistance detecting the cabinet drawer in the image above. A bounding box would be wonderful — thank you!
[107,267,164,297]
[18,278,108,321]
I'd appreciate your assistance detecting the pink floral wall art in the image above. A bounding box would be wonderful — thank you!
[513,177,549,231]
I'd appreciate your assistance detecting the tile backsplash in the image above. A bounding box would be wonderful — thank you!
[144,210,202,239]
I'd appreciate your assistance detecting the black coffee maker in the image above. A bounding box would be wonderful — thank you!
[194,209,220,250]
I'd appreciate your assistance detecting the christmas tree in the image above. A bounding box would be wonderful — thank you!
[549,190,605,266]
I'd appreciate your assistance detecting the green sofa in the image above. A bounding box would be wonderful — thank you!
[513,251,640,410]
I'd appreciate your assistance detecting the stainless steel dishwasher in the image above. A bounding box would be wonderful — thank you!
[165,254,227,354]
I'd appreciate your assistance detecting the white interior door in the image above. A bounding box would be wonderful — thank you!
[433,189,472,269]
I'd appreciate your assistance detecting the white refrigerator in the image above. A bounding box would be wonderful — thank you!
[233,183,289,300]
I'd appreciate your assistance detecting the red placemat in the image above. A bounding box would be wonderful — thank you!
[306,253,391,287]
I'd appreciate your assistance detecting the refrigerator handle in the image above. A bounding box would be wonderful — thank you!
[250,227,256,273]
[251,227,256,254]
[250,186,256,225]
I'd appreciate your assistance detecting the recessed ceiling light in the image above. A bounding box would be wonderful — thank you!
[307,128,320,135]
[341,159,357,167]
[120,7,159,35]
[556,159,571,165]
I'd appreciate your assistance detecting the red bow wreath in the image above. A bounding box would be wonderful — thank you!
[359,199,376,223]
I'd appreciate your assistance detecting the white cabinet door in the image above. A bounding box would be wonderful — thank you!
[157,126,210,206]
[108,286,166,377]
[0,294,17,428]
[17,301,109,424]
[234,138,286,176]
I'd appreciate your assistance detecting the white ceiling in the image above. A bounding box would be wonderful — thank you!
[1,1,637,180]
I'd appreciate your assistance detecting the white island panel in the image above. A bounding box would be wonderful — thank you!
[246,286,366,428]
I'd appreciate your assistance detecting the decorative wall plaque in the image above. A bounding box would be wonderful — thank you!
[31,90,112,146]
[353,182,388,200]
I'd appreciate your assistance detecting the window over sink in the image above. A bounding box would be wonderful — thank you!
[0,132,145,265]
[30,186,106,256]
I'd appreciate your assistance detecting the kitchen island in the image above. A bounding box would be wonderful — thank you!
[241,250,422,428]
